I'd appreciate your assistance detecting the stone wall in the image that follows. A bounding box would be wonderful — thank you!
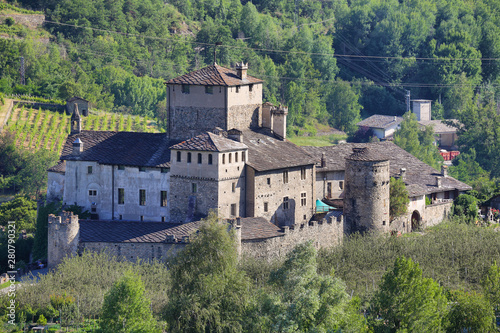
[13,101,65,112]
[48,212,79,268]
[315,170,344,200]
[80,241,186,262]
[227,104,261,130]
[241,212,344,261]
[169,106,226,141]
[424,201,453,227]
[0,14,45,29]
[47,171,64,202]
[67,100,89,116]
[169,176,218,222]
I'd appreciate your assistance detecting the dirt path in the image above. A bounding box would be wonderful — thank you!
[0,99,14,133]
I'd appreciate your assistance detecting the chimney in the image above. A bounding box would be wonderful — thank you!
[72,138,83,155]
[321,152,326,168]
[271,104,288,140]
[262,102,274,130]
[393,116,397,122]
[400,168,406,181]
[235,62,248,80]
[227,129,243,142]
[441,165,448,177]
[212,127,225,137]
[436,176,442,188]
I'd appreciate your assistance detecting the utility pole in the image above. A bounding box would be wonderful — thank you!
[405,90,410,113]
[20,56,25,85]
[213,42,222,65]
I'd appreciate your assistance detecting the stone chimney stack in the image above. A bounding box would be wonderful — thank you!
[321,152,326,168]
[400,168,406,181]
[235,62,248,80]
[441,165,448,177]
[272,104,288,140]
[262,102,274,130]
[227,129,243,142]
[72,138,83,156]
[436,176,442,188]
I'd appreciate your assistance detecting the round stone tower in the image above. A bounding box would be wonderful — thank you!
[47,211,80,268]
[344,147,390,233]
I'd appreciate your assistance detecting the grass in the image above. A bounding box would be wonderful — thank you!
[288,133,347,147]
[0,280,12,290]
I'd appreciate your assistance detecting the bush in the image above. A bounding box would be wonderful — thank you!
[4,17,15,27]
[37,314,47,326]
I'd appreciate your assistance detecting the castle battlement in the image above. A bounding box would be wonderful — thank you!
[48,211,78,224]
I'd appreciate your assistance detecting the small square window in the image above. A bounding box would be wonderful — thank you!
[139,166,146,172]
[249,84,253,92]
[118,165,125,170]
[264,202,268,212]
[205,86,213,94]
[88,166,93,174]
[232,182,236,193]
[267,177,271,185]
[192,183,197,193]
[161,216,165,222]
[235,86,240,93]
[231,204,237,216]
[89,190,97,196]
[182,84,190,94]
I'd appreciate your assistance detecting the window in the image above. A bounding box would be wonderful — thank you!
[140,216,144,221]
[235,86,240,93]
[161,191,167,207]
[192,183,197,193]
[177,151,181,162]
[301,167,306,180]
[222,154,225,164]
[264,202,268,212]
[118,188,124,205]
[119,215,122,220]
[231,204,237,216]
[249,84,253,92]
[161,168,168,173]
[139,189,146,206]
[181,84,190,94]
[139,166,146,172]
[267,177,271,185]
[187,152,192,163]
[339,181,344,190]
[327,182,332,198]
[118,165,125,170]
[89,190,97,196]
[283,196,289,210]
[235,152,238,162]
[229,153,232,163]
[232,182,236,193]
[208,154,213,165]
[88,166,93,174]
[283,170,289,184]
[205,86,213,94]
[161,216,165,222]
[301,192,307,206]
[198,153,202,164]
[242,151,246,162]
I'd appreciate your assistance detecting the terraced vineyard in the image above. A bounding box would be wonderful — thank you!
[5,105,160,153]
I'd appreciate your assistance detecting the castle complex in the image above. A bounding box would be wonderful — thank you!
[46,63,471,267]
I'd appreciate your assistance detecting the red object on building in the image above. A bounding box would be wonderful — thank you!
[440,151,460,161]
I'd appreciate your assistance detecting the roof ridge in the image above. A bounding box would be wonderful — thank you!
[213,64,231,86]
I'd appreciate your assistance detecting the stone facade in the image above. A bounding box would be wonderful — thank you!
[47,171,64,202]
[315,170,344,200]
[66,97,89,117]
[344,149,390,233]
[62,161,170,221]
[80,241,186,262]
[168,105,226,141]
[241,212,344,261]
[0,13,45,29]
[48,211,80,268]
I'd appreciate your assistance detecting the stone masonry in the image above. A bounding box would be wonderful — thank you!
[47,211,80,268]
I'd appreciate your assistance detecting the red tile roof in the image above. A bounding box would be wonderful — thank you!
[166,64,263,86]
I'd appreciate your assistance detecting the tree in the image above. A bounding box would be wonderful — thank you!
[325,80,362,134]
[370,256,448,332]
[447,290,495,333]
[164,211,250,332]
[100,272,159,333]
[390,177,409,221]
[394,112,443,170]
[482,262,500,316]
[256,241,368,332]
[32,201,61,260]
[452,194,478,223]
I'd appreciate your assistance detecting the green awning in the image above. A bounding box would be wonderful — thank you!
[316,199,334,213]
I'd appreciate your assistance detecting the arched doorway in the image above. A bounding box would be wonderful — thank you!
[411,210,421,231]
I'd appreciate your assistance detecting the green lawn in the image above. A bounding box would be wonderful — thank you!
[0,280,12,290]
[288,134,347,147]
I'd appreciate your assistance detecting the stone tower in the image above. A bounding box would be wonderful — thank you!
[47,211,80,268]
[70,103,81,135]
[343,147,390,233]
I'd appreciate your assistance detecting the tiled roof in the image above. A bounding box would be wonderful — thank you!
[166,64,263,86]
[302,142,471,196]
[67,96,88,103]
[347,147,389,162]
[170,132,247,152]
[59,131,174,168]
[356,115,403,129]
[241,128,316,171]
[239,217,283,240]
[47,160,66,173]
[80,220,200,243]
[418,120,458,134]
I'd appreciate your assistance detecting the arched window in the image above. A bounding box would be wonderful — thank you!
[176,151,181,162]
[187,152,192,163]
[198,153,202,164]
[208,154,213,165]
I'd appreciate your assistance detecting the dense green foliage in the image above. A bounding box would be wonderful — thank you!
[452,194,479,223]
[370,257,448,332]
[446,289,496,333]
[393,112,443,170]
[100,272,159,333]
[389,177,409,221]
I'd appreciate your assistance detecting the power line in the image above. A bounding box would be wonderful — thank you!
[44,20,500,63]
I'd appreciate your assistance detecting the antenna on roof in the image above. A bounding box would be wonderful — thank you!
[214,42,222,65]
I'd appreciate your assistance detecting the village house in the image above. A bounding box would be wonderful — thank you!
[46,63,471,267]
